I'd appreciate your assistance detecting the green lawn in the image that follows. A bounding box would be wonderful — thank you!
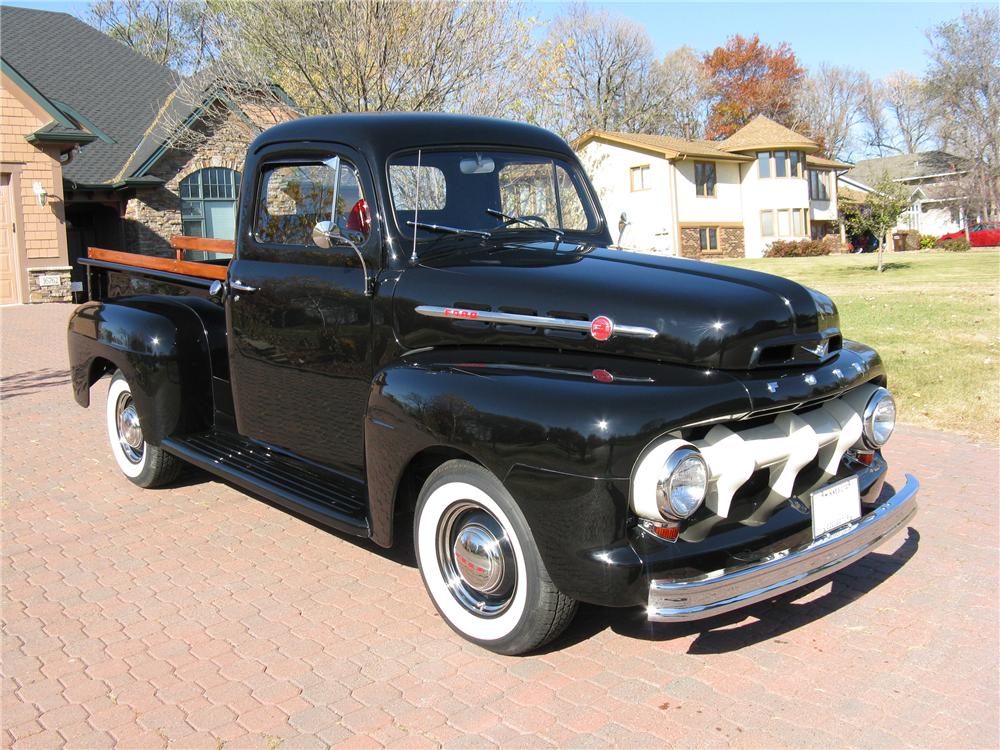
[717,250,1000,442]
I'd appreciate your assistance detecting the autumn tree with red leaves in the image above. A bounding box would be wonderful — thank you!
[704,34,804,139]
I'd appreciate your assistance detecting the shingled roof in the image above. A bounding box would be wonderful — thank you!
[719,115,819,154]
[0,6,178,185]
[806,154,852,170]
[572,130,753,162]
[848,151,971,187]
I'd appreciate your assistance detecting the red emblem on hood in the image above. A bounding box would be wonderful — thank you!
[590,316,614,341]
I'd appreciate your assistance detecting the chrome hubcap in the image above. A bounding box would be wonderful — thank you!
[437,503,516,617]
[452,522,505,594]
[115,392,144,464]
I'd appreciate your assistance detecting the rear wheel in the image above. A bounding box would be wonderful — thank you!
[106,371,183,488]
[414,460,577,655]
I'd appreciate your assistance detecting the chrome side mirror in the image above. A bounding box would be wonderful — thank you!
[312,219,339,249]
[312,220,373,297]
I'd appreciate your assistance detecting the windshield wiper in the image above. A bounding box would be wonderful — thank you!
[486,209,564,240]
[407,220,491,239]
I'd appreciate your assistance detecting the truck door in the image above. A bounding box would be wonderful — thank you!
[226,146,377,479]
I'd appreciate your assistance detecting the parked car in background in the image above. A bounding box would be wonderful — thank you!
[938,222,1000,247]
[848,232,879,253]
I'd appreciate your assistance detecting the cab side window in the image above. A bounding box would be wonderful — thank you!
[254,158,370,247]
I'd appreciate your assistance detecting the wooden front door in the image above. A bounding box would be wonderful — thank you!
[0,173,21,305]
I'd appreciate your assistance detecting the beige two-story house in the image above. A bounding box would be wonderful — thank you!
[574,115,850,259]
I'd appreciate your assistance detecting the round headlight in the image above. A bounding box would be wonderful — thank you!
[656,448,708,519]
[863,387,896,447]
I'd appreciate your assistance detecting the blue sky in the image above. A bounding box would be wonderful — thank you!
[4,0,988,80]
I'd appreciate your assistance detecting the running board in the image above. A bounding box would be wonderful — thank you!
[162,431,370,537]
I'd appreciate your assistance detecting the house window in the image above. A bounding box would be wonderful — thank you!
[809,170,829,201]
[757,152,771,178]
[695,161,716,197]
[774,151,787,178]
[761,210,775,237]
[179,167,241,239]
[789,151,801,178]
[792,209,804,236]
[630,165,650,191]
[699,227,718,252]
[757,151,805,179]
[761,208,809,237]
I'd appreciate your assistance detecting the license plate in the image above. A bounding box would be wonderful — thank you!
[811,476,861,538]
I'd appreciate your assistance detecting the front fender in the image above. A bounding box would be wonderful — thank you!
[364,348,752,547]
[67,297,215,444]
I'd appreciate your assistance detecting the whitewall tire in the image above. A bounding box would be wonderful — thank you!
[105,371,182,488]
[414,460,577,655]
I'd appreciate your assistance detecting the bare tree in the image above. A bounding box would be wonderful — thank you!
[540,5,667,139]
[883,72,935,154]
[654,47,710,140]
[925,6,1000,220]
[86,0,214,73]
[794,64,868,160]
[202,0,531,116]
[146,1,538,154]
[858,77,897,157]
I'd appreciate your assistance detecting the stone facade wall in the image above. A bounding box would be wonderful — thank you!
[27,266,72,302]
[123,106,255,256]
[679,225,745,259]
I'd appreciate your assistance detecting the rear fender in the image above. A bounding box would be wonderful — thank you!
[67,298,215,444]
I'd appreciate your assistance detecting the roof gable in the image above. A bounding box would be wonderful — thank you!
[0,6,177,185]
[719,114,819,154]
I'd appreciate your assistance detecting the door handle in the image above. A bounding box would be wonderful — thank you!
[230,280,258,293]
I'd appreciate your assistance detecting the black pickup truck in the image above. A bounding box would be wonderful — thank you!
[68,113,918,655]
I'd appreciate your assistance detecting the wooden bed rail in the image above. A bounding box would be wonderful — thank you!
[86,246,229,281]
[170,235,235,260]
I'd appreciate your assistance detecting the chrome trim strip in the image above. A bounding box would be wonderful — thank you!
[452,362,655,383]
[647,473,919,622]
[415,305,658,339]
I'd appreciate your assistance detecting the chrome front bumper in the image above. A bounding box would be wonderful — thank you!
[647,474,919,622]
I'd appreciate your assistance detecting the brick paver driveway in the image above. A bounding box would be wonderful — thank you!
[2,302,998,749]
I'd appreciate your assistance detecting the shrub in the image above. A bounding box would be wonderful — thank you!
[764,239,832,258]
[920,234,938,249]
[936,237,970,252]
[820,234,847,254]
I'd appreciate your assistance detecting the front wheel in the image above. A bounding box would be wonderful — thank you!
[414,460,577,655]
[106,371,183,488]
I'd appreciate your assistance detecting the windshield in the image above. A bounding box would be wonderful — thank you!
[388,149,601,240]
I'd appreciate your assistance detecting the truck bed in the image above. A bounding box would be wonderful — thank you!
[82,236,234,299]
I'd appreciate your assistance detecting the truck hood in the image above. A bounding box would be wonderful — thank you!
[391,240,841,370]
